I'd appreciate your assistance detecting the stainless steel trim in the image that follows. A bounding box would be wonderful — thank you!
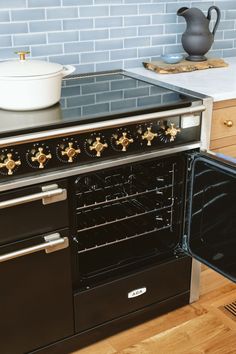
[125,70,210,100]
[201,97,213,150]
[0,234,69,263]
[0,142,200,192]
[0,105,205,148]
[0,187,67,209]
[189,259,201,303]
[65,70,123,81]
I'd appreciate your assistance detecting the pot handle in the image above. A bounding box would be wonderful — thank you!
[62,65,76,77]
[207,6,221,37]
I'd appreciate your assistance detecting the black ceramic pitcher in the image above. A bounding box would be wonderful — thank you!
[177,6,221,62]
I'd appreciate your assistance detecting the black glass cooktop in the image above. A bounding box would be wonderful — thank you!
[0,72,198,138]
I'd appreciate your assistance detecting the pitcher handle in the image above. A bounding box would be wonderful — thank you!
[207,6,221,37]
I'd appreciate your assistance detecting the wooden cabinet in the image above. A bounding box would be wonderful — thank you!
[210,99,236,158]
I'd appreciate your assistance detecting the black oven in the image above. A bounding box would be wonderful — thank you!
[0,71,235,354]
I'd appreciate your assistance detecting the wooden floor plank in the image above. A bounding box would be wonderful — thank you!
[195,330,236,354]
[108,304,206,352]
[116,313,231,354]
[200,268,233,295]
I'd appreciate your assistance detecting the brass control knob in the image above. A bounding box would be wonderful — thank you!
[89,137,108,157]
[31,147,52,168]
[61,142,81,163]
[0,153,21,175]
[165,123,181,142]
[224,120,233,128]
[142,127,158,146]
[116,132,134,151]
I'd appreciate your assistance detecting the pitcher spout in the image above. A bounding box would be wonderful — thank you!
[177,7,208,25]
[177,7,189,17]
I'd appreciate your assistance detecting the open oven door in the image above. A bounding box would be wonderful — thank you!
[182,152,236,283]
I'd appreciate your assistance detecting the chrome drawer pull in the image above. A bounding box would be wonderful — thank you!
[0,185,67,209]
[0,234,69,263]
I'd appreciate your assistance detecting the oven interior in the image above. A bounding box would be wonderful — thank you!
[71,155,187,290]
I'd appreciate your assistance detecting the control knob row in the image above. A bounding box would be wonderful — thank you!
[0,123,181,175]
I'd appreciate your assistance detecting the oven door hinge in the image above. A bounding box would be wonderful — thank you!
[182,234,189,252]
[187,151,199,172]
[174,242,187,258]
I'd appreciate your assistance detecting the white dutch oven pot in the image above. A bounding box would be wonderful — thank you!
[0,51,76,111]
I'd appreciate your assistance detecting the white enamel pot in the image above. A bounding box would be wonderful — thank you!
[0,51,76,111]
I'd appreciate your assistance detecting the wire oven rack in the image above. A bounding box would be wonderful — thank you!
[75,160,178,254]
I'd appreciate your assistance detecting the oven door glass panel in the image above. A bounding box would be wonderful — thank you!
[184,153,236,282]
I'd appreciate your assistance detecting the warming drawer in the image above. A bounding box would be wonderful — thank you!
[74,255,191,333]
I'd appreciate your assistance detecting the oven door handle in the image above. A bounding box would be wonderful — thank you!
[0,185,67,209]
[0,233,69,263]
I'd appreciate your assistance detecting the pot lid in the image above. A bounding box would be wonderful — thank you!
[0,51,63,77]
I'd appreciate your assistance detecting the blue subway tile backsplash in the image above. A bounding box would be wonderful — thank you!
[0,11,10,22]
[0,0,236,74]
[11,9,45,22]
[0,0,26,9]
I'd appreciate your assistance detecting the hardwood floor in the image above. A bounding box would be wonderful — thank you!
[73,267,236,354]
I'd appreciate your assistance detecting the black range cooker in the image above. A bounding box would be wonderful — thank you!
[0,71,235,354]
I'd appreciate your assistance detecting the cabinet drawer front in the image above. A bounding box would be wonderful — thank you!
[211,106,236,140]
[210,135,236,150]
[74,256,191,333]
[212,144,236,158]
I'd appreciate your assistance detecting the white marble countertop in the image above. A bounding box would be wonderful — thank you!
[129,57,236,102]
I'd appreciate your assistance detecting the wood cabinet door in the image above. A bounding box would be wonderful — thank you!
[210,100,236,158]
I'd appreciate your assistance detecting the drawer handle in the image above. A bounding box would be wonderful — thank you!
[0,233,69,263]
[224,120,233,128]
[0,185,67,209]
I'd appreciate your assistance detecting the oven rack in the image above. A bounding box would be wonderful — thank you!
[76,185,171,212]
[76,165,174,192]
[77,223,172,254]
[77,198,174,234]
[76,178,172,202]
[75,166,176,208]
